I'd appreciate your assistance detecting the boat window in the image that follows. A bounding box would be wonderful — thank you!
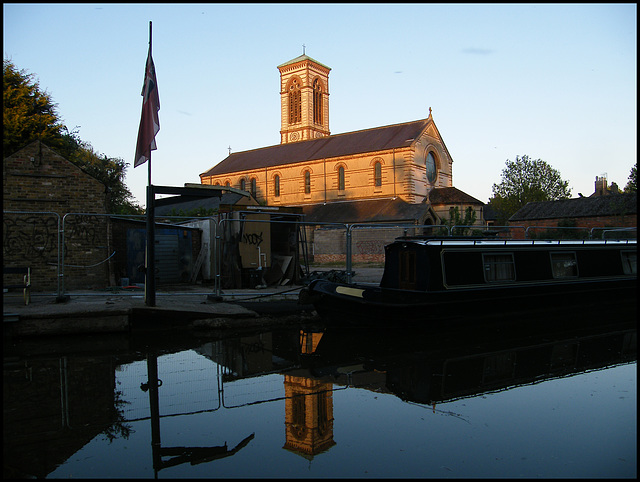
[550,252,578,278]
[482,253,515,282]
[621,251,637,275]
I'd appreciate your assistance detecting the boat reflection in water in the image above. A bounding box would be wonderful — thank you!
[301,312,636,407]
[3,303,636,478]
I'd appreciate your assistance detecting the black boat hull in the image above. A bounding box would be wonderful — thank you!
[301,277,637,325]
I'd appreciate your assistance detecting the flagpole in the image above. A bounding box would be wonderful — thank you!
[147,20,152,186]
[145,20,156,307]
[147,20,152,187]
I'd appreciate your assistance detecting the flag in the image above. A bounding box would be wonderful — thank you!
[134,46,160,168]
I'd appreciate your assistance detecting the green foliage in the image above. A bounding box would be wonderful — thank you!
[624,163,637,193]
[441,206,482,236]
[3,59,143,215]
[3,59,64,152]
[488,155,572,224]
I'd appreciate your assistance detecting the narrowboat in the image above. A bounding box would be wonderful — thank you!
[299,237,637,324]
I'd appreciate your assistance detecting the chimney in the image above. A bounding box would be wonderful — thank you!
[594,176,607,196]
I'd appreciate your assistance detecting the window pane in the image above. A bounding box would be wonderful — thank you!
[274,175,280,197]
[621,251,636,275]
[550,252,578,278]
[426,152,437,183]
[338,167,345,191]
[483,254,515,282]
[374,162,382,187]
[304,171,311,194]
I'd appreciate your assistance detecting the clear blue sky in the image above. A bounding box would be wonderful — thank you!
[4,3,637,208]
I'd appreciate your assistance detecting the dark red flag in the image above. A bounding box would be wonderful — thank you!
[134,47,160,168]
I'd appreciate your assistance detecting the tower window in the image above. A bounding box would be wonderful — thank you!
[374,162,382,187]
[338,166,345,191]
[289,78,301,124]
[313,78,323,124]
[274,175,280,197]
[304,170,311,194]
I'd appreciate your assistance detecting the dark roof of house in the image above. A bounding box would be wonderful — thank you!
[509,193,637,221]
[200,118,431,177]
[301,198,434,224]
[428,187,484,205]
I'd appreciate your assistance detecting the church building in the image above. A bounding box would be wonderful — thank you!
[200,53,485,230]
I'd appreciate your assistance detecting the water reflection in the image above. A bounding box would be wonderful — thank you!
[3,305,636,478]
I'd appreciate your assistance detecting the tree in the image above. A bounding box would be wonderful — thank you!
[488,155,572,224]
[3,59,142,214]
[440,206,481,236]
[624,163,637,193]
[3,59,64,152]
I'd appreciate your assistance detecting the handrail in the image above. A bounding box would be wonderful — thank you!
[416,238,636,246]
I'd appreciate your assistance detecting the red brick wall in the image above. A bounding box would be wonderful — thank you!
[508,215,637,239]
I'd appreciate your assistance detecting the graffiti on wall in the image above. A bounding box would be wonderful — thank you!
[64,214,107,248]
[242,232,264,247]
[2,215,58,261]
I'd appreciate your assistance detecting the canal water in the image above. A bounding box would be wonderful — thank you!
[3,305,636,479]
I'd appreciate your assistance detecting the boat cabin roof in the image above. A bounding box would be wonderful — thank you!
[393,236,636,248]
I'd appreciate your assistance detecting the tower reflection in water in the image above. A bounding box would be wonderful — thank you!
[2,307,636,478]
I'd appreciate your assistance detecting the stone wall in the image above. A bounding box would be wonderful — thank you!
[312,226,412,264]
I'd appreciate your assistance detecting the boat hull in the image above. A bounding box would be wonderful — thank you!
[301,277,637,325]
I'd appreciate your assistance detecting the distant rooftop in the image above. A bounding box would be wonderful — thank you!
[509,193,637,221]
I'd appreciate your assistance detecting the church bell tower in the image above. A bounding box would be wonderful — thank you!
[278,52,331,144]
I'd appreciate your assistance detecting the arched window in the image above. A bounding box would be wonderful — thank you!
[250,178,257,198]
[374,162,382,187]
[313,78,323,124]
[426,151,437,183]
[304,171,311,194]
[289,78,301,124]
[225,181,230,187]
[240,178,246,191]
[274,175,280,197]
[338,166,345,191]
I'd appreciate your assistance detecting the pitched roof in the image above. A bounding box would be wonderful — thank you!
[200,119,431,177]
[428,187,484,205]
[301,198,434,224]
[277,54,331,71]
[509,193,637,221]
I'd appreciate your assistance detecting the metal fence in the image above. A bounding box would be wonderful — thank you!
[3,209,636,298]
